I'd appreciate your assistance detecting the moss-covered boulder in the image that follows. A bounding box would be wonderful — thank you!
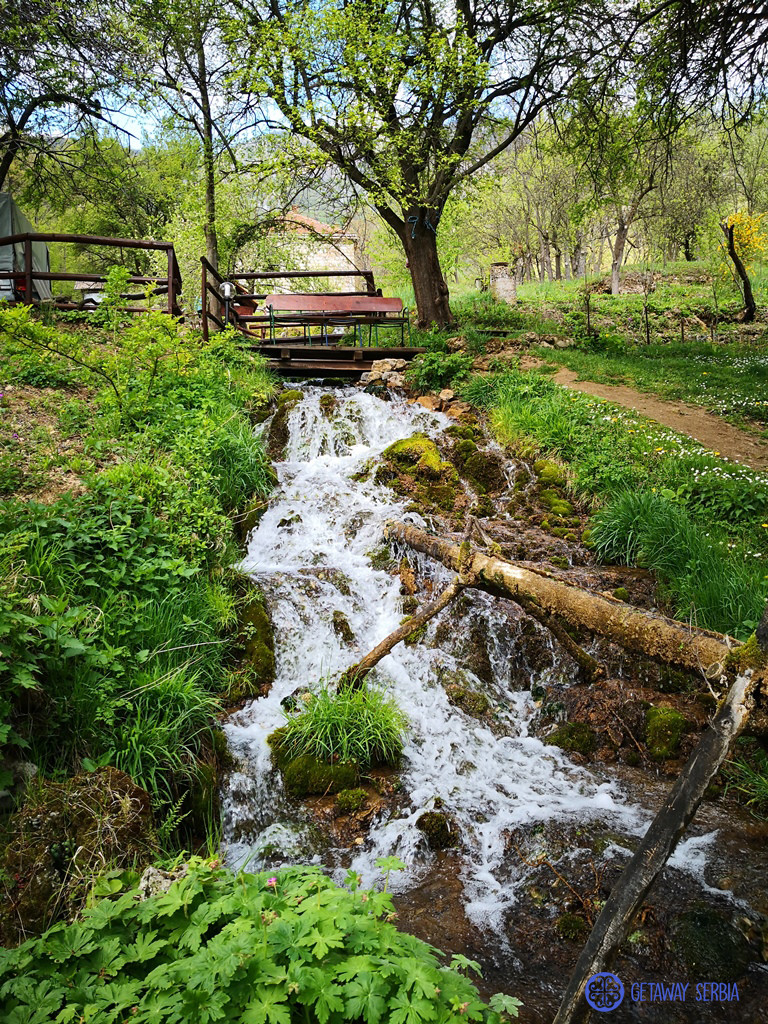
[445,682,491,718]
[332,610,355,645]
[238,595,275,696]
[335,788,368,814]
[416,810,460,850]
[539,488,574,517]
[383,434,445,479]
[282,755,358,797]
[645,706,688,760]
[463,451,507,493]
[0,768,155,944]
[266,390,304,459]
[534,459,567,488]
[319,393,338,417]
[545,722,597,756]
[672,908,753,981]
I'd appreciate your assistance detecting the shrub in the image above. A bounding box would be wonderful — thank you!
[277,685,407,768]
[0,858,522,1023]
[405,351,474,391]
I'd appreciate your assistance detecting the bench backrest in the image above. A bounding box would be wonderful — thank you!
[265,293,403,314]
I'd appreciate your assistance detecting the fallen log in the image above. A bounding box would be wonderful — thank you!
[384,521,735,678]
[551,670,757,1024]
[340,576,465,689]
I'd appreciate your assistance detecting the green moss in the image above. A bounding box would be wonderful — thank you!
[368,545,395,570]
[534,459,567,488]
[453,438,478,469]
[545,722,597,755]
[277,388,304,408]
[416,810,459,850]
[556,913,589,942]
[725,632,768,673]
[446,683,491,718]
[612,587,630,602]
[383,434,444,479]
[239,595,275,691]
[581,528,595,549]
[335,788,368,814]
[282,754,358,796]
[319,393,338,417]
[332,610,355,645]
[645,706,688,760]
[403,624,427,647]
[463,451,507,493]
[539,488,574,516]
[672,908,753,981]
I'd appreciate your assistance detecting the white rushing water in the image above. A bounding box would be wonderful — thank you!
[221,386,707,932]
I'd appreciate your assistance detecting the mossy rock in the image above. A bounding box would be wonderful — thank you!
[581,528,595,549]
[335,788,368,814]
[267,391,304,459]
[725,633,768,674]
[445,424,477,441]
[463,451,507,493]
[469,495,495,518]
[672,908,753,981]
[403,623,427,647]
[368,545,395,570]
[282,754,358,796]
[277,388,304,408]
[645,706,688,760]
[319,393,338,417]
[364,380,390,399]
[556,913,589,942]
[0,769,155,944]
[451,438,478,470]
[416,810,460,850]
[332,610,355,645]
[383,434,445,479]
[612,587,630,602]
[539,488,574,516]
[534,459,567,488]
[240,595,275,691]
[446,683,491,718]
[545,722,597,756]
[237,495,272,542]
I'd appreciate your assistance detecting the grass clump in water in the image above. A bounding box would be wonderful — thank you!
[277,685,407,769]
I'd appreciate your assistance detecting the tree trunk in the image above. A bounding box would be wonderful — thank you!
[552,671,757,1024]
[552,231,562,281]
[721,220,757,322]
[611,215,629,296]
[539,228,553,282]
[384,521,735,677]
[196,40,219,313]
[401,217,452,328]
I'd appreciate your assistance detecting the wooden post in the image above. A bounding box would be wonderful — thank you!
[167,246,174,316]
[201,259,209,342]
[24,236,33,305]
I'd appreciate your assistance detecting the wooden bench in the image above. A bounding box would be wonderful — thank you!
[263,293,409,345]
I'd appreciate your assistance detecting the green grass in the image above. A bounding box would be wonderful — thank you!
[279,685,407,768]
[462,368,768,637]
[535,341,768,436]
[1,312,277,826]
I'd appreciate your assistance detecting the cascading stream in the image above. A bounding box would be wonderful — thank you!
[221,386,715,932]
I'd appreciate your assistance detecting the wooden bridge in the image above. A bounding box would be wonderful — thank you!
[201,258,424,377]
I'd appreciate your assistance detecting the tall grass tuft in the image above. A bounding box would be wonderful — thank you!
[279,685,407,767]
[591,491,767,637]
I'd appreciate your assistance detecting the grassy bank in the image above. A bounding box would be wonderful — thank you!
[1,304,276,882]
[462,368,768,638]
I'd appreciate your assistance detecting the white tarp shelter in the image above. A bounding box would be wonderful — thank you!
[0,193,53,301]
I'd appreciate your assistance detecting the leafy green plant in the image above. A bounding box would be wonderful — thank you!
[405,351,474,391]
[279,685,407,768]
[0,858,521,1023]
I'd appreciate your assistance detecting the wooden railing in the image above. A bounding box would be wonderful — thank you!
[0,233,183,316]
[200,257,377,342]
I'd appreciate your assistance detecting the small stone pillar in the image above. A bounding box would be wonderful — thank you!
[489,262,517,304]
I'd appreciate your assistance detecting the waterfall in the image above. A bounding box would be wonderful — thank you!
[221,386,714,934]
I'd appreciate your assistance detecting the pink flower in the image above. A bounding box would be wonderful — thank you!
[267,876,277,888]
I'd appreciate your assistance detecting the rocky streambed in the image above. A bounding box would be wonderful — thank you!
[221,382,768,1023]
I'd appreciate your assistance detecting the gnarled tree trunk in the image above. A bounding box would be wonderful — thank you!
[401,216,453,328]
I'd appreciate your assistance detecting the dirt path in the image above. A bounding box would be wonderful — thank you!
[529,362,768,472]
